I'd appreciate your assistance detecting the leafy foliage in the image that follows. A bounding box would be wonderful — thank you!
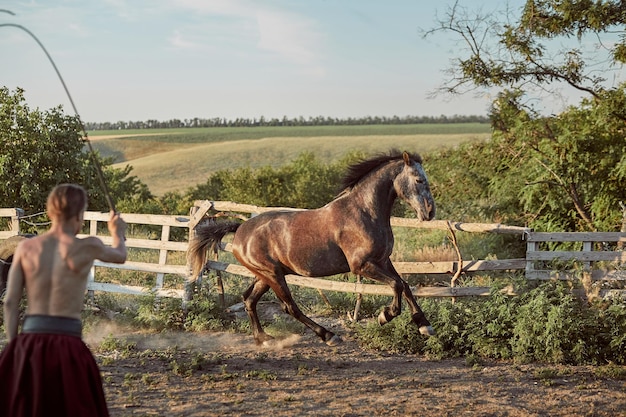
[423,1,626,231]
[428,0,626,98]
[1,87,89,211]
[353,281,626,365]
[487,90,626,231]
[0,87,150,213]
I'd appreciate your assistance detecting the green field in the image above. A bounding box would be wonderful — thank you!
[89,124,491,195]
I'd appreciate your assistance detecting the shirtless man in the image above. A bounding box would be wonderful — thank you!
[0,183,127,417]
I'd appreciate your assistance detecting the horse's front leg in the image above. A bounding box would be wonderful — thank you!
[356,260,435,336]
[387,259,435,336]
[355,261,404,324]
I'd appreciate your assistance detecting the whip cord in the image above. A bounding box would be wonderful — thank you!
[0,10,116,212]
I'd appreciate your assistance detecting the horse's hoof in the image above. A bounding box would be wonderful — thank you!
[255,334,275,346]
[325,334,343,346]
[378,310,390,326]
[419,325,435,336]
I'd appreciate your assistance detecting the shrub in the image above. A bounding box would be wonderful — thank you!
[351,280,626,365]
[511,282,588,364]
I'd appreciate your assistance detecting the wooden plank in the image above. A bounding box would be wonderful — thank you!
[394,259,526,273]
[593,270,626,280]
[0,208,19,216]
[527,269,626,281]
[156,225,171,289]
[87,282,184,298]
[0,232,17,239]
[188,200,213,229]
[84,211,190,227]
[206,261,517,297]
[206,200,304,214]
[392,218,530,234]
[526,251,626,262]
[94,260,187,275]
[527,232,626,242]
[80,235,188,251]
[211,254,525,274]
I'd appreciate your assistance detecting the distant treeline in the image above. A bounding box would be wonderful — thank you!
[85,114,489,130]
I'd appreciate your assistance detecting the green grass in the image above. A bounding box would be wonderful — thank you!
[89,124,491,195]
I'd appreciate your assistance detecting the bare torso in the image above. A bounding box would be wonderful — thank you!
[18,232,103,319]
[3,211,126,340]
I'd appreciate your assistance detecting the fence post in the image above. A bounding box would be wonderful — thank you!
[155,225,170,291]
[184,205,199,307]
[11,208,23,234]
[525,232,536,279]
[350,275,363,322]
[87,216,99,300]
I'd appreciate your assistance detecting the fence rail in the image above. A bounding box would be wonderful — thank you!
[526,232,626,281]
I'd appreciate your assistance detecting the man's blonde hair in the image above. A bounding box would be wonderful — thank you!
[46,184,88,221]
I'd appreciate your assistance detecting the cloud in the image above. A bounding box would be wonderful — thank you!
[256,10,323,66]
[168,29,200,49]
[171,0,326,74]
[102,0,134,20]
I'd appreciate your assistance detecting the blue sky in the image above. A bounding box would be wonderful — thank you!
[1,0,525,123]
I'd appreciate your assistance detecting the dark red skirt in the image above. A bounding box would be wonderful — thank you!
[0,330,109,417]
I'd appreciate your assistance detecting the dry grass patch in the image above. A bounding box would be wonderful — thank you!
[112,133,488,195]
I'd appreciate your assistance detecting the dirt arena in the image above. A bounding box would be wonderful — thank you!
[91,317,626,417]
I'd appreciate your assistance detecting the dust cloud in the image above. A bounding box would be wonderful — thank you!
[84,320,303,354]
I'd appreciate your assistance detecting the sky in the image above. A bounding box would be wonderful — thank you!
[1,0,532,123]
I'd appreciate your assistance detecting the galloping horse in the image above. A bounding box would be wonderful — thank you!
[188,150,436,346]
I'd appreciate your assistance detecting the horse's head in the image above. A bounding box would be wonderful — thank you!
[394,152,436,221]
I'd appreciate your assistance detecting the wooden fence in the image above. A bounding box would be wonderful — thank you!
[526,232,626,281]
[190,200,531,299]
[2,202,625,302]
[0,208,191,299]
[81,211,190,298]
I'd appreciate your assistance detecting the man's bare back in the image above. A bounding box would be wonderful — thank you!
[3,185,126,341]
[13,219,125,319]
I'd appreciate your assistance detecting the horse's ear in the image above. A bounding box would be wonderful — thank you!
[402,151,411,165]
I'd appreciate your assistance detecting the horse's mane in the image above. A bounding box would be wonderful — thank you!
[339,149,422,192]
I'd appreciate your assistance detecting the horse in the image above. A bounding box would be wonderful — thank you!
[188,150,436,346]
[0,234,35,297]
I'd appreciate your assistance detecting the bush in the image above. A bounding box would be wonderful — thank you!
[511,282,589,364]
[352,280,626,365]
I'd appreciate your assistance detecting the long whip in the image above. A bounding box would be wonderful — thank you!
[0,9,116,212]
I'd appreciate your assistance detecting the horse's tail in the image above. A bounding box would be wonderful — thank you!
[187,220,242,278]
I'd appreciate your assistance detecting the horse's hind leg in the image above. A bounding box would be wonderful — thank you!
[242,278,274,345]
[268,275,343,346]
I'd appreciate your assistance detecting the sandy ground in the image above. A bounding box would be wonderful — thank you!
[93,316,626,417]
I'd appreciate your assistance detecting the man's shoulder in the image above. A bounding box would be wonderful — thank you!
[77,235,104,245]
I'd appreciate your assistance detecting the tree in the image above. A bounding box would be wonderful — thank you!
[0,87,149,213]
[426,0,626,231]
